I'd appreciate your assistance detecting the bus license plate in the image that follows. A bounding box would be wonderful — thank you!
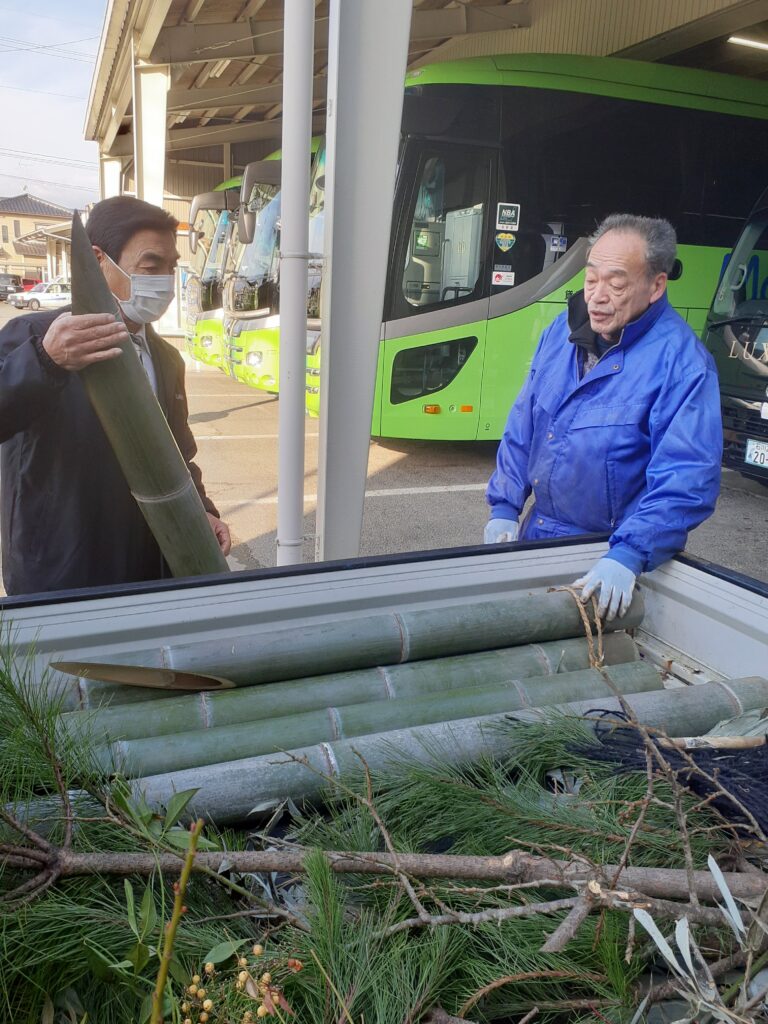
[745,438,768,468]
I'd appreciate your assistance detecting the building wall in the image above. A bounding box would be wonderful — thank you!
[0,212,67,277]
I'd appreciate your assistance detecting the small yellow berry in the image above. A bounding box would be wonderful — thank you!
[203,999,214,1012]
[200,1015,209,1024]
[257,1007,269,1019]
[239,956,248,967]
[236,980,244,991]
[184,1019,192,1024]
[205,961,215,974]
[197,988,206,999]
[181,1003,190,1013]
[260,972,271,984]
[192,975,202,984]
[187,984,198,996]
[244,1014,254,1023]
[238,970,249,983]
[252,943,264,956]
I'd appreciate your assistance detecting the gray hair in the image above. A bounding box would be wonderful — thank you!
[588,214,677,277]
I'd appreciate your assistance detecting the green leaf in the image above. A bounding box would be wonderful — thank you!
[83,940,135,983]
[139,992,154,1024]
[164,828,219,851]
[124,879,138,938]
[202,939,246,965]
[168,956,189,987]
[163,788,198,830]
[138,881,158,940]
[125,941,151,975]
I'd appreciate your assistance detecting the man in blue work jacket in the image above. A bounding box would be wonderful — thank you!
[485,213,722,620]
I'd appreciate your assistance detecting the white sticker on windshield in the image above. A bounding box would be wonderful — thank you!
[496,203,520,231]
[492,270,515,287]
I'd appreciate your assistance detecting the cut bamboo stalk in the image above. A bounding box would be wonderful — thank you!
[135,676,768,826]
[60,632,638,741]
[70,213,229,579]
[56,589,644,710]
[100,660,660,776]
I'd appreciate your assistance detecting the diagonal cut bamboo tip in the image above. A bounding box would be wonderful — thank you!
[70,211,121,318]
[51,660,235,691]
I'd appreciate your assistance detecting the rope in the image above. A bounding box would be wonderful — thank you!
[550,586,604,669]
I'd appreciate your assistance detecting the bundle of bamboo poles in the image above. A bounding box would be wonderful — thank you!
[53,588,645,710]
[50,582,768,826]
[135,676,768,825]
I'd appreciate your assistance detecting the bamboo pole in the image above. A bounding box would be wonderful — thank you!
[60,632,638,741]
[135,676,768,825]
[101,661,660,777]
[58,589,644,710]
[70,213,229,578]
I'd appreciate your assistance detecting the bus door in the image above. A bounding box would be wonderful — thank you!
[379,141,497,440]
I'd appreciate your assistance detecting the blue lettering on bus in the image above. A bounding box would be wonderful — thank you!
[717,251,768,300]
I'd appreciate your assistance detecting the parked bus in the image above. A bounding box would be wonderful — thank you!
[702,185,768,484]
[221,138,321,391]
[185,177,241,367]
[295,53,768,439]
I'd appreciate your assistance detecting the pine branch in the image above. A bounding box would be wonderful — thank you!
[1,843,765,900]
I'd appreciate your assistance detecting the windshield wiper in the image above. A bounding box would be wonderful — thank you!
[707,313,768,329]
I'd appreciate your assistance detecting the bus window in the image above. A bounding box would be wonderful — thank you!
[397,148,491,315]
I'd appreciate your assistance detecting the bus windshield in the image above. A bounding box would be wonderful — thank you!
[227,183,281,314]
[190,208,228,281]
[307,143,326,319]
[712,210,768,321]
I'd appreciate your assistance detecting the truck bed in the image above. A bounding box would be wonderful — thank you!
[3,538,766,694]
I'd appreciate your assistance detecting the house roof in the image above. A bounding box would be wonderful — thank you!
[0,194,72,218]
[13,239,46,259]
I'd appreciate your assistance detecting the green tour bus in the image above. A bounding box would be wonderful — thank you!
[185,150,283,370]
[702,184,768,484]
[185,177,241,368]
[221,138,321,391]
[300,53,768,439]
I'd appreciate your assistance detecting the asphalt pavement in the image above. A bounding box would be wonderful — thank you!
[1,300,767,593]
[181,355,768,582]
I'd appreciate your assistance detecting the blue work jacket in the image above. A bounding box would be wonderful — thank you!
[486,291,722,575]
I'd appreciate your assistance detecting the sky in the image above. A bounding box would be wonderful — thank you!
[0,0,107,213]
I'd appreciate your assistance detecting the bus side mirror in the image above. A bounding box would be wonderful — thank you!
[188,191,229,253]
[669,258,683,281]
[238,159,282,245]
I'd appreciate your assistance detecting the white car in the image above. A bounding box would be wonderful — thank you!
[11,282,71,311]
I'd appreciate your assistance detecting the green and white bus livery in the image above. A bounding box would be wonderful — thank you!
[304,53,768,439]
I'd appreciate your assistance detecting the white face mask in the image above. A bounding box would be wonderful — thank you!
[106,253,175,324]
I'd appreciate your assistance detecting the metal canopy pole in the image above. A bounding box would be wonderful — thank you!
[315,0,412,563]
[276,0,315,566]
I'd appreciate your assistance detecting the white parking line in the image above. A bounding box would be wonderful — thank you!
[218,483,488,508]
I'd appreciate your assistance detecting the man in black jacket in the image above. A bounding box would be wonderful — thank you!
[0,195,230,596]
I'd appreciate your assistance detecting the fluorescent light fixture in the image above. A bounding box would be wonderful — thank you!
[728,35,768,52]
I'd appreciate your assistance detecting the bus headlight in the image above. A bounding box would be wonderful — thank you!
[246,351,264,367]
[201,335,213,347]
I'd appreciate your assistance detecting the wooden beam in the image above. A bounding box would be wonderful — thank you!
[182,0,206,22]
[235,0,268,20]
[150,5,530,64]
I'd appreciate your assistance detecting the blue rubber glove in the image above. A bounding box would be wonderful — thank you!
[484,518,519,544]
[574,557,637,621]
